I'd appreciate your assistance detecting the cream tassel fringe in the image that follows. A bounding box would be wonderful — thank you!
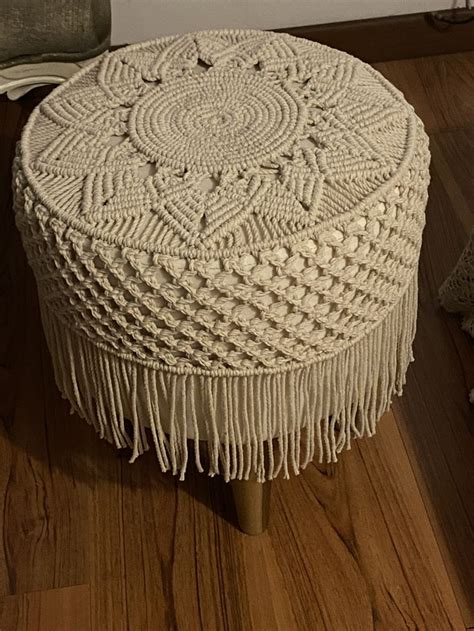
[39,275,418,482]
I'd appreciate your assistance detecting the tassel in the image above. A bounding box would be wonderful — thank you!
[39,273,418,482]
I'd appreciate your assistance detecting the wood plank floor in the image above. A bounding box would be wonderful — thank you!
[0,52,473,631]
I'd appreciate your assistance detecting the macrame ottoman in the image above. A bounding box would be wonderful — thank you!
[13,29,430,533]
[439,230,474,403]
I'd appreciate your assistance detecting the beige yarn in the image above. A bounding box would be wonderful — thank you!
[13,30,430,481]
[439,230,474,403]
[439,231,474,336]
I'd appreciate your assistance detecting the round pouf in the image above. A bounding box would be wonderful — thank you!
[13,30,430,481]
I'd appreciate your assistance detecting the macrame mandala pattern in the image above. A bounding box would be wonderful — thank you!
[13,30,430,481]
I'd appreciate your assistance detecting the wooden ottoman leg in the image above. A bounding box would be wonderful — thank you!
[230,477,272,535]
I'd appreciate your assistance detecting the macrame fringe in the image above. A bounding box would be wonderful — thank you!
[39,276,418,482]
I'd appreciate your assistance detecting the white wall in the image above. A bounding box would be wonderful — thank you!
[111,0,452,45]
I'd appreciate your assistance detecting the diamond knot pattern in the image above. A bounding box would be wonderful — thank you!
[15,29,430,373]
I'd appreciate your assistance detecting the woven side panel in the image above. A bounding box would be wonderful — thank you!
[39,273,418,482]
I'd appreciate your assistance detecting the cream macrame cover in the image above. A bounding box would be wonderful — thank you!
[439,231,474,337]
[439,231,474,402]
[13,30,430,481]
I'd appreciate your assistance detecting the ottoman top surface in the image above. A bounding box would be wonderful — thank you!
[21,29,419,259]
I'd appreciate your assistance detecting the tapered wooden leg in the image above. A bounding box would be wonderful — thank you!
[230,477,272,535]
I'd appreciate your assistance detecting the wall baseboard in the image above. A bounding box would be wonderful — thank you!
[276,9,474,62]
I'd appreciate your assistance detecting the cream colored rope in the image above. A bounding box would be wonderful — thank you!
[13,30,431,480]
[439,230,474,402]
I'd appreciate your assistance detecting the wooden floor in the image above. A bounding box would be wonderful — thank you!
[0,51,473,631]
